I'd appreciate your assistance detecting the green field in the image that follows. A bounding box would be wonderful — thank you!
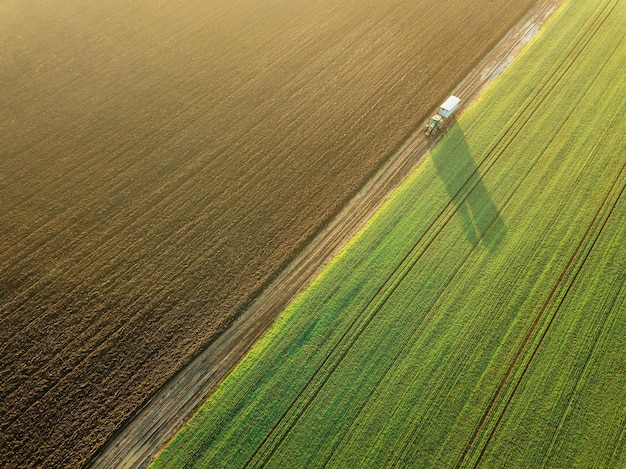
[153,0,626,466]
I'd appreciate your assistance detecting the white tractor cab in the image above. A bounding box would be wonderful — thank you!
[425,95,461,136]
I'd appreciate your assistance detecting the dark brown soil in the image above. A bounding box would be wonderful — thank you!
[1,0,539,467]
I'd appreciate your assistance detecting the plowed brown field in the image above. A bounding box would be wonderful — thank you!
[1,0,536,466]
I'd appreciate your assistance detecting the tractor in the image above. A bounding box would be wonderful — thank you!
[425,95,461,136]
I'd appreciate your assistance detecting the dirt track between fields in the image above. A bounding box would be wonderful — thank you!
[91,1,562,467]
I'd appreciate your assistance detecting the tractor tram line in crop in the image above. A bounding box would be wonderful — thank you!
[541,269,626,466]
[465,76,626,463]
[464,157,626,468]
[609,400,626,466]
[237,1,622,465]
[455,3,624,464]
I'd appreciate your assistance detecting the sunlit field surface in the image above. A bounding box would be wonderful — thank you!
[0,0,540,466]
[154,0,626,466]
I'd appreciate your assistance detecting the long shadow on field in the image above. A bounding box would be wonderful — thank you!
[431,124,506,251]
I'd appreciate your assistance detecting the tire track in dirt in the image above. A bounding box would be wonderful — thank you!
[90,1,562,467]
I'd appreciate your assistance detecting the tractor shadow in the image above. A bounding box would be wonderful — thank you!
[430,124,506,251]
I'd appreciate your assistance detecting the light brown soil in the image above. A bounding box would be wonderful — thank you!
[1,0,554,467]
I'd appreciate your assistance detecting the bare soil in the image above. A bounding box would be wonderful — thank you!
[1,0,551,467]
